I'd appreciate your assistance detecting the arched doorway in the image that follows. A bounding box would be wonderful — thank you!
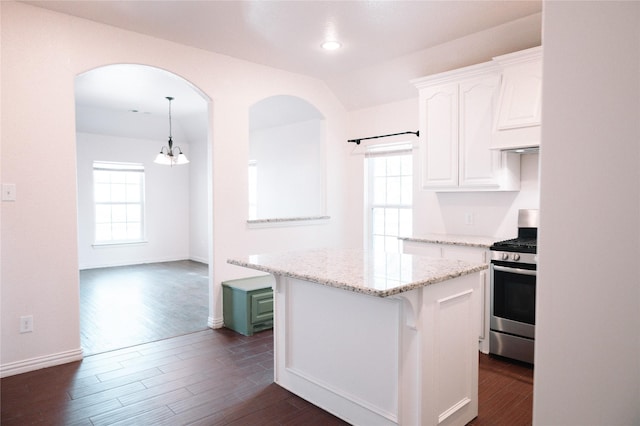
[74,64,212,355]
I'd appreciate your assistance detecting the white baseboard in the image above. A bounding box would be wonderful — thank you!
[208,316,223,329]
[189,255,209,265]
[0,348,83,378]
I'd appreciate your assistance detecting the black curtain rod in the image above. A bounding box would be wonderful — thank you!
[347,130,419,145]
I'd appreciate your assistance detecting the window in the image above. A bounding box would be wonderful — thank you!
[93,161,145,244]
[366,143,413,253]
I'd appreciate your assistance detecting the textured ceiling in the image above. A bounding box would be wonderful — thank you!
[28,1,542,114]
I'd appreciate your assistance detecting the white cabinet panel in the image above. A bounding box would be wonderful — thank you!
[402,239,491,354]
[459,75,504,187]
[423,84,459,187]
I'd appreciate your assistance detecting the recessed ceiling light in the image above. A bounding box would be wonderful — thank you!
[321,40,341,51]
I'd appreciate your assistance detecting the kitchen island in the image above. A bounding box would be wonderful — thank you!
[228,248,486,426]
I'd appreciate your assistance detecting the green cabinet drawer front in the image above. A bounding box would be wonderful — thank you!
[251,291,274,323]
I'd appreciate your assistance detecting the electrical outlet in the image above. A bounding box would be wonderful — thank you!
[20,315,33,333]
[2,183,16,201]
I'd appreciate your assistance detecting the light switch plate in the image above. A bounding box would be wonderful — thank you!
[2,183,16,201]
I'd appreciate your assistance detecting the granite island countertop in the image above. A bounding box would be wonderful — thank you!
[227,248,487,298]
[399,233,499,248]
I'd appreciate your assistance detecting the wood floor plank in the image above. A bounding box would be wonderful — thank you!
[184,367,262,396]
[169,377,255,415]
[162,403,227,426]
[44,398,124,426]
[70,368,162,400]
[109,406,176,426]
[118,374,202,407]
[141,364,219,390]
[90,388,193,426]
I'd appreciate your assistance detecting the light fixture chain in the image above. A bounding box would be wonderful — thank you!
[168,97,173,139]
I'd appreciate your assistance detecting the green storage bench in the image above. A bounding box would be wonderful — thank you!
[222,275,274,336]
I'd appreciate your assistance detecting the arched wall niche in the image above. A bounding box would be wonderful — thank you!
[248,95,327,222]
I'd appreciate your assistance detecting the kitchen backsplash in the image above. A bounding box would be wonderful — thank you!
[413,153,539,239]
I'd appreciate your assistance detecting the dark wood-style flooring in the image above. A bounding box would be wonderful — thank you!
[80,260,209,355]
[468,354,534,425]
[1,328,533,425]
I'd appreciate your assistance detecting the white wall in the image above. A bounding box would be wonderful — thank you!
[250,119,324,219]
[415,153,539,239]
[0,1,353,376]
[348,98,540,242]
[76,101,210,267]
[76,132,190,269]
[534,1,640,424]
[183,112,210,263]
[347,98,420,246]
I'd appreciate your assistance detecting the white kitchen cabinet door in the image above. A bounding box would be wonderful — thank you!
[458,75,503,188]
[422,83,459,188]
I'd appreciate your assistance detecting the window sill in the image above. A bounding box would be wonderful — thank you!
[92,240,148,248]
[247,216,330,228]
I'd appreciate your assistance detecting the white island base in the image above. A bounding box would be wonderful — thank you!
[273,273,480,426]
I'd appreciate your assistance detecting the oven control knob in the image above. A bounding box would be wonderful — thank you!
[501,253,509,261]
[512,254,521,261]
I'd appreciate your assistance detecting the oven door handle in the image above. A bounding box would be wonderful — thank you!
[492,264,537,276]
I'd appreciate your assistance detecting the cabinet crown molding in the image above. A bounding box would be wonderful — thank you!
[411,61,498,89]
[411,45,543,91]
[492,46,542,67]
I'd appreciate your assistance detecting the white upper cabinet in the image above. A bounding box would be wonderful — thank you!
[413,63,520,191]
[491,46,543,150]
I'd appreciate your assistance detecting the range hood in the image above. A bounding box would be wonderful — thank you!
[491,47,542,152]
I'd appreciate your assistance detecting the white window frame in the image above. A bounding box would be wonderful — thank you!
[365,142,413,253]
[92,161,146,245]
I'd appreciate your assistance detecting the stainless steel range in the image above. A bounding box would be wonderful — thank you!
[489,209,538,364]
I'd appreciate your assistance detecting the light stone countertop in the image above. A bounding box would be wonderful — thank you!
[227,248,487,298]
[399,234,500,248]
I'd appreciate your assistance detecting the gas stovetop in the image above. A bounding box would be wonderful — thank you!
[490,237,537,254]
[491,221,538,254]
[490,209,539,263]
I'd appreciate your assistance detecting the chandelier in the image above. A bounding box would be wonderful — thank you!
[154,96,189,166]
